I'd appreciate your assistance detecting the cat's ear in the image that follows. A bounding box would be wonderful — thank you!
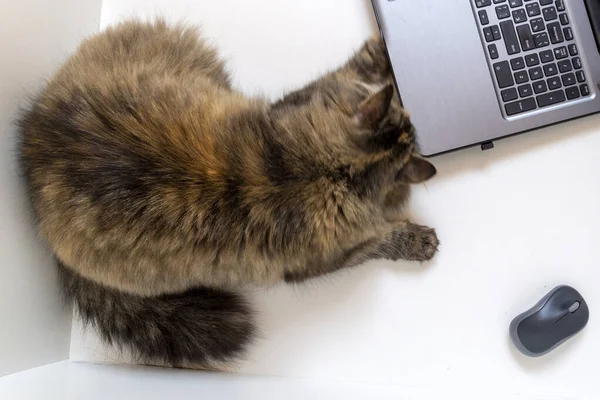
[396,155,437,184]
[357,84,394,129]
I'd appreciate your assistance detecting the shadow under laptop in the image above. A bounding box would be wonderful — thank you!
[427,112,600,181]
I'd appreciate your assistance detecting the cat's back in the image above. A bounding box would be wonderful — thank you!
[21,20,235,159]
[19,20,236,191]
[57,19,231,90]
[26,20,234,152]
[18,20,252,272]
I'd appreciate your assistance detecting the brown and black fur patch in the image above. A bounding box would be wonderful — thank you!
[57,260,255,368]
[18,20,438,369]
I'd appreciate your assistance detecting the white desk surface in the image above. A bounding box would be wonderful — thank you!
[70,1,600,398]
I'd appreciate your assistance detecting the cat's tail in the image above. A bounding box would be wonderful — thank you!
[57,260,256,369]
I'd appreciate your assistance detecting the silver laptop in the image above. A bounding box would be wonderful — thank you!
[372,0,600,156]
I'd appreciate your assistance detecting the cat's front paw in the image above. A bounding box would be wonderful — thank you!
[384,223,439,262]
[406,225,439,262]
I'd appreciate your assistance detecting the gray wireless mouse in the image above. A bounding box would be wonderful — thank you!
[510,285,589,357]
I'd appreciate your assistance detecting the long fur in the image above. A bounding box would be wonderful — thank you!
[57,261,254,368]
[17,19,438,369]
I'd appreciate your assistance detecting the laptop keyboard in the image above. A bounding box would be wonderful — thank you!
[472,0,592,118]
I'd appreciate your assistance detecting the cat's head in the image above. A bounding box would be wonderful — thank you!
[348,83,436,186]
[270,82,436,190]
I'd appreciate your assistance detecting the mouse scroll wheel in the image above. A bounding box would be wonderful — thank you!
[569,302,581,313]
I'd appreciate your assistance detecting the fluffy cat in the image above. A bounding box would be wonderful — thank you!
[18,20,438,369]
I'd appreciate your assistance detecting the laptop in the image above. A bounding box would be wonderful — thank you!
[371,0,600,156]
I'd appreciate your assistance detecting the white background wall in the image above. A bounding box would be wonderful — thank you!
[0,0,102,376]
[100,0,379,99]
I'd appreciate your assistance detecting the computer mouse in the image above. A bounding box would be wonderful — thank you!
[510,285,589,357]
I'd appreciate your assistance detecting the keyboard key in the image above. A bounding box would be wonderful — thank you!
[479,10,490,25]
[518,84,533,97]
[494,61,515,88]
[547,77,562,89]
[543,63,558,76]
[529,67,544,80]
[537,90,566,107]
[540,0,553,4]
[517,24,535,51]
[476,0,492,7]
[488,44,500,59]
[543,6,558,21]
[562,73,576,86]
[576,71,586,83]
[525,53,540,66]
[554,46,568,59]
[500,20,522,54]
[568,44,578,56]
[492,25,502,40]
[533,80,548,93]
[515,70,529,83]
[496,5,511,19]
[531,17,545,32]
[564,27,573,40]
[509,0,523,7]
[557,59,572,73]
[501,87,519,102]
[559,13,569,25]
[511,57,526,70]
[513,9,527,23]
[505,97,537,115]
[547,22,564,43]
[494,0,507,3]
[535,32,550,47]
[484,27,495,42]
[572,57,582,69]
[580,84,590,96]
[526,3,541,16]
[565,86,580,100]
[556,0,565,11]
[540,49,554,63]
